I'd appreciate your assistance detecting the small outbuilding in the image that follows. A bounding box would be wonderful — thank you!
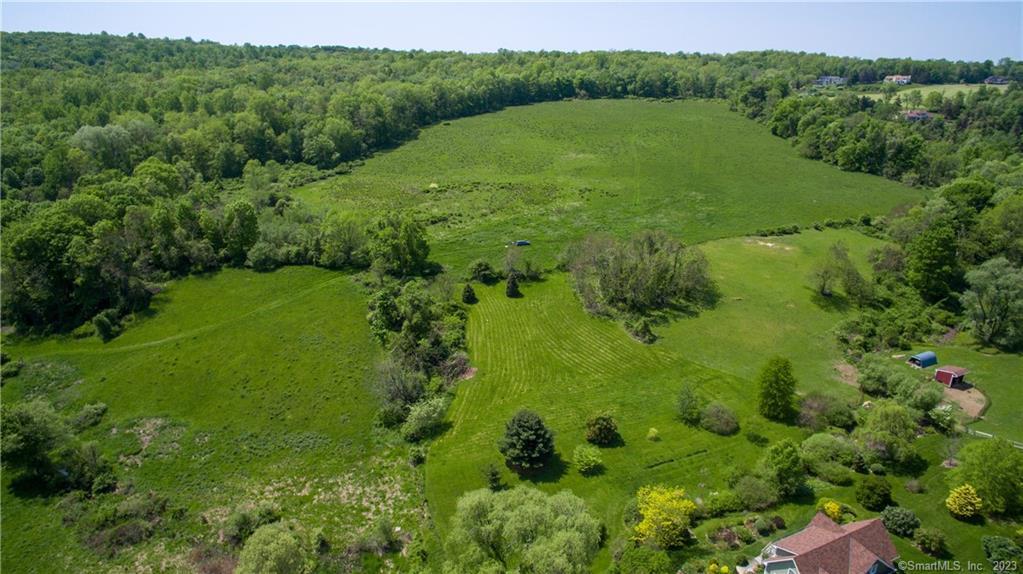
[935,366,968,387]
[908,351,938,368]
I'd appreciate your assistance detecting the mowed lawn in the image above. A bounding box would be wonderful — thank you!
[426,230,1021,568]
[659,229,884,393]
[426,274,807,568]
[294,99,922,269]
[1,268,421,573]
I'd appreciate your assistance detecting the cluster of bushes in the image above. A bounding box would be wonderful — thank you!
[676,384,739,436]
[707,514,786,550]
[565,231,717,336]
[362,220,467,445]
[60,489,177,557]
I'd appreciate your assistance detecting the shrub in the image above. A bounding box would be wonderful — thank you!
[801,432,858,468]
[585,412,619,446]
[700,402,739,435]
[70,403,108,431]
[734,476,778,511]
[466,259,499,284]
[754,517,773,535]
[461,283,477,304]
[481,463,504,491]
[676,384,705,426]
[703,491,741,517]
[880,506,919,537]
[868,463,887,476]
[224,504,281,547]
[617,545,673,574]
[634,485,697,548]
[822,500,843,522]
[856,475,892,511]
[983,536,1023,567]
[815,461,854,486]
[914,527,947,556]
[574,444,604,475]
[399,396,449,442]
[498,410,554,471]
[647,427,660,441]
[798,393,854,431]
[92,309,123,342]
[408,445,427,466]
[236,522,314,574]
[946,484,983,519]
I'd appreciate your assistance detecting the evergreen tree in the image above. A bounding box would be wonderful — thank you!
[498,409,554,470]
[506,272,522,298]
[757,356,797,422]
[461,283,478,304]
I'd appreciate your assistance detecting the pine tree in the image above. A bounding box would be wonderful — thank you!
[506,272,521,298]
[498,409,553,471]
[757,356,797,422]
[462,283,478,304]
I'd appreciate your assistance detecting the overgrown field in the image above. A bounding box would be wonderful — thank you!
[1,268,423,572]
[293,100,922,269]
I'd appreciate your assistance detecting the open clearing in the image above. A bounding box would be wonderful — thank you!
[1,268,422,572]
[294,100,922,269]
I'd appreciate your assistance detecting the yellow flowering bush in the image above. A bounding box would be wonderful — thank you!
[633,485,697,548]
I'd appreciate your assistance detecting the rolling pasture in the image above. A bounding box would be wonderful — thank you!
[294,100,921,269]
[1,268,421,572]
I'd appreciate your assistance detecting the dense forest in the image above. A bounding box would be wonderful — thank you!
[1,31,1021,335]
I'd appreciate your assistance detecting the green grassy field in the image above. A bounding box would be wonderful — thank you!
[426,273,805,569]
[1,268,423,573]
[425,257,1017,568]
[658,229,883,392]
[5,99,1018,572]
[293,99,921,270]
[857,83,1009,103]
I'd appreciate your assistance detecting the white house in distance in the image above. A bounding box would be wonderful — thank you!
[883,75,912,85]
[757,513,899,574]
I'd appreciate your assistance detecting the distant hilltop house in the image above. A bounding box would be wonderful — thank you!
[815,75,847,86]
[984,75,1009,85]
[757,513,899,574]
[902,109,933,121]
[908,351,938,368]
[883,75,912,85]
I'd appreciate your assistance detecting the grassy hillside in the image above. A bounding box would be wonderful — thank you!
[294,99,922,269]
[659,229,884,391]
[1,268,422,573]
[426,273,805,569]
[425,254,1017,567]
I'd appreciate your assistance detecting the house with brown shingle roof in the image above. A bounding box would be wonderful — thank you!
[758,513,899,574]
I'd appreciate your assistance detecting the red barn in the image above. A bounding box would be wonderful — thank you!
[935,366,968,387]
